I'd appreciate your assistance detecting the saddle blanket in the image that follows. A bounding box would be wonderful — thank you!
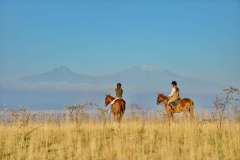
[170,98,181,107]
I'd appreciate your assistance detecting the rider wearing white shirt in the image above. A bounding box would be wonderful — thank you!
[168,81,180,108]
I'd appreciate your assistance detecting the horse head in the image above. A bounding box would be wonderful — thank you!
[105,94,113,106]
[156,93,168,105]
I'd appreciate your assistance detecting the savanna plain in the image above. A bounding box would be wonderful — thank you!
[0,113,240,160]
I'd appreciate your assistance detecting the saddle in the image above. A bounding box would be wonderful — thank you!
[170,98,181,108]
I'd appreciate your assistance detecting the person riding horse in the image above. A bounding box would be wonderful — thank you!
[104,83,126,122]
[106,83,123,113]
[168,81,181,109]
[157,81,195,119]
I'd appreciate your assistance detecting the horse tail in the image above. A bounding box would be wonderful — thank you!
[122,100,126,114]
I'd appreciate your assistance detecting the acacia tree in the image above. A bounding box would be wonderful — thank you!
[225,87,240,121]
[65,104,88,123]
[213,87,240,129]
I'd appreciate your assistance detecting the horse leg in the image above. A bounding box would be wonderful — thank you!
[165,104,173,122]
[189,106,195,119]
[117,112,123,123]
[183,109,189,120]
[113,113,117,122]
[168,105,174,120]
[167,111,173,121]
[113,112,121,122]
[117,114,121,123]
[119,104,124,122]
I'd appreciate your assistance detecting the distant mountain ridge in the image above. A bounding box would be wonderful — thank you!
[0,65,224,109]
[19,65,222,93]
[20,66,96,83]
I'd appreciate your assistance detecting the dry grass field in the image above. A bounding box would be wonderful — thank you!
[0,119,240,160]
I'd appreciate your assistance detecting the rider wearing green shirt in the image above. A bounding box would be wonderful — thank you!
[115,83,123,99]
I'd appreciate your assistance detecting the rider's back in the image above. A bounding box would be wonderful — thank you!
[115,87,123,98]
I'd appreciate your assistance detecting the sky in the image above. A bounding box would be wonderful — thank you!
[0,0,240,84]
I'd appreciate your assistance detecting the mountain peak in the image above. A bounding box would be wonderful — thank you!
[120,65,165,74]
[140,65,159,72]
[51,66,73,73]
[121,66,155,73]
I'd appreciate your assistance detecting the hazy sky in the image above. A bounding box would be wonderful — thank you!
[0,1,239,84]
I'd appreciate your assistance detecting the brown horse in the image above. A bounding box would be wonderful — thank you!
[105,95,126,122]
[156,93,195,119]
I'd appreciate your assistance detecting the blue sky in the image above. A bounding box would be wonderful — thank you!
[0,1,239,84]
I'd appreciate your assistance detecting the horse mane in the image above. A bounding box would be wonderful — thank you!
[158,93,168,99]
[106,94,114,99]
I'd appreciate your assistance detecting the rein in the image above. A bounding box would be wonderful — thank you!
[106,96,119,106]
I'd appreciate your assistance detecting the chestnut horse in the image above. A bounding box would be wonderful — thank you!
[105,95,126,122]
[156,93,195,119]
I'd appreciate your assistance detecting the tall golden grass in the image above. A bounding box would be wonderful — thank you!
[0,119,239,160]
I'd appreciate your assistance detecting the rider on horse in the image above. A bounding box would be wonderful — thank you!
[168,81,181,108]
[106,83,124,114]
[104,83,126,121]
[157,81,195,119]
